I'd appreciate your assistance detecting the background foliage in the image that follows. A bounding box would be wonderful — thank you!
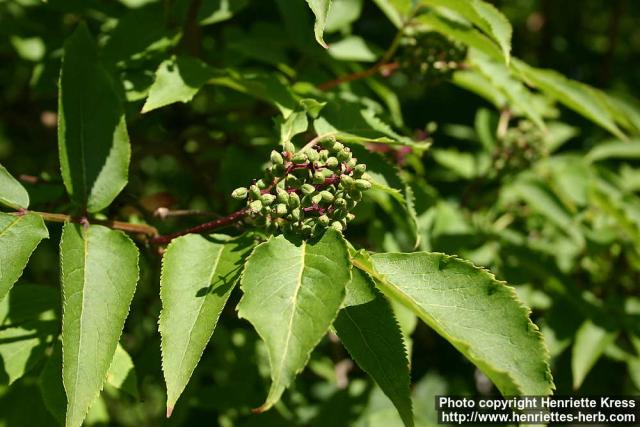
[0,0,639,426]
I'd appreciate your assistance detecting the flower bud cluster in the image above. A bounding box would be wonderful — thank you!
[231,138,372,238]
[398,32,467,82]
[494,120,547,173]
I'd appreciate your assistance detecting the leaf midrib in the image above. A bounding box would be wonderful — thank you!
[272,241,306,390]
[174,245,225,383]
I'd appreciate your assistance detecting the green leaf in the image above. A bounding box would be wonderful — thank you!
[279,111,309,144]
[328,36,378,62]
[350,146,420,248]
[142,56,216,113]
[60,223,139,427]
[587,139,640,162]
[305,0,332,48]
[359,252,554,396]
[334,268,413,427]
[39,340,66,425]
[0,284,59,328]
[416,11,502,61]
[0,324,55,385]
[0,212,49,302]
[371,0,413,28]
[210,70,298,118]
[106,344,138,398]
[58,23,131,213]
[513,59,626,140]
[0,164,29,209]
[159,234,252,415]
[571,320,617,390]
[237,229,350,412]
[469,50,545,129]
[421,0,512,63]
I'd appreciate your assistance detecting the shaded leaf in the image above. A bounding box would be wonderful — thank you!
[513,60,626,140]
[587,139,640,162]
[571,320,617,390]
[334,268,413,427]
[159,234,252,414]
[237,230,350,412]
[58,24,131,212]
[421,0,512,63]
[39,340,66,425]
[0,164,29,209]
[358,252,554,396]
[60,223,139,427]
[0,213,49,302]
[106,344,138,399]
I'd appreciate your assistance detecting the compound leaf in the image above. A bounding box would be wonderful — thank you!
[159,234,252,415]
[60,223,139,427]
[237,229,350,412]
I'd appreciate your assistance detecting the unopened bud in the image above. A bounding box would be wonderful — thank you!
[301,184,315,195]
[231,187,248,199]
[270,150,284,165]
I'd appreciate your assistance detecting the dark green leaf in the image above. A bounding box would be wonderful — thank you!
[58,24,131,212]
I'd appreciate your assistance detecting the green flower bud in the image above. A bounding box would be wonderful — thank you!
[270,150,284,165]
[346,158,357,168]
[260,194,276,205]
[333,142,344,151]
[283,141,295,153]
[276,188,289,204]
[320,191,334,202]
[355,179,372,190]
[346,213,355,222]
[330,221,344,232]
[349,189,363,201]
[292,152,307,164]
[325,157,339,168]
[321,168,334,178]
[311,193,323,205]
[285,175,299,187]
[275,203,288,216]
[334,198,347,209]
[336,150,351,162]
[313,172,325,184]
[290,207,301,220]
[249,200,263,212]
[256,179,267,189]
[305,149,319,162]
[353,164,367,177]
[320,138,337,149]
[288,192,301,208]
[341,175,354,187]
[318,215,330,226]
[250,185,261,198]
[301,184,315,195]
[319,150,329,161]
[273,163,286,174]
[231,187,248,199]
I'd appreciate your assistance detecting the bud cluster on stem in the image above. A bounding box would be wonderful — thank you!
[232,137,372,238]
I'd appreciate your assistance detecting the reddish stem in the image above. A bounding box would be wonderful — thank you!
[150,208,248,245]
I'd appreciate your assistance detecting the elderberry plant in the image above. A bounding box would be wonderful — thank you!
[1,1,639,427]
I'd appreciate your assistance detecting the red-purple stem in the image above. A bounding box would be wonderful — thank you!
[150,208,248,245]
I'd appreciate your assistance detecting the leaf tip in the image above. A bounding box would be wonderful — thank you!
[166,405,174,418]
